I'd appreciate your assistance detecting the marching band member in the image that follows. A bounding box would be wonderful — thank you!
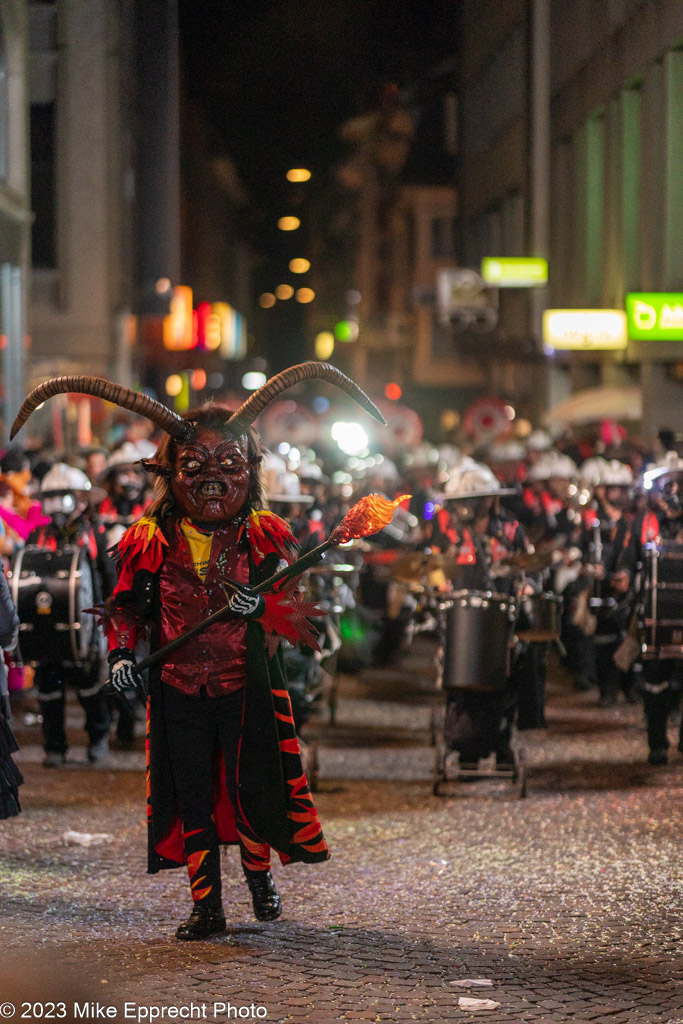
[431,460,535,767]
[523,451,580,546]
[573,460,635,706]
[616,453,683,764]
[28,464,113,767]
[98,441,153,547]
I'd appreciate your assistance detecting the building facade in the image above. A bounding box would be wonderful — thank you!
[456,0,683,436]
[0,0,30,443]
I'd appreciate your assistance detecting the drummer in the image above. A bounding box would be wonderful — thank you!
[616,453,683,764]
[98,441,153,548]
[571,459,636,706]
[431,460,540,766]
[28,463,114,767]
[523,450,580,547]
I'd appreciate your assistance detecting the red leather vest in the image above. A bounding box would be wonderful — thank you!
[159,521,250,696]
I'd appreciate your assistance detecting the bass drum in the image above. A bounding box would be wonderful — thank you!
[440,590,516,692]
[10,545,96,667]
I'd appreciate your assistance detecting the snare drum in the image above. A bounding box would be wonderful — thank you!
[9,545,96,667]
[517,593,561,643]
[441,590,516,692]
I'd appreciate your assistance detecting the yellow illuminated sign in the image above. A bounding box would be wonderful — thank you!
[543,310,628,351]
[481,257,548,287]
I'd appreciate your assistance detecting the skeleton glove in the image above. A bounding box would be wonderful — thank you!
[222,581,266,620]
[106,648,138,693]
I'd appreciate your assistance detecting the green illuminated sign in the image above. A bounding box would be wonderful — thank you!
[626,293,683,340]
[481,257,548,287]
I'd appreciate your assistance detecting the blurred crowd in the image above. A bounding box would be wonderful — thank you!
[2,414,683,805]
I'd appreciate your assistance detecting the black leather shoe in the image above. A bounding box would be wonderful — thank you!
[245,870,282,922]
[175,903,226,940]
[648,749,668,766]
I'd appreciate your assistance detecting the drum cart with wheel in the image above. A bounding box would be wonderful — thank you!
[431,590,528,799]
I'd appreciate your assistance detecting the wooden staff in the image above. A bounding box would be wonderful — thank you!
[132,493,410,677]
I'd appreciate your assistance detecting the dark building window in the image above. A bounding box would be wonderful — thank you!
[30,101,56,268]
[0,12,8,181]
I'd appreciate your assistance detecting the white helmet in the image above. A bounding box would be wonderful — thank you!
[643,451,683,490]
[526,429,553,453]
[601,460,634,487]
[104,441,147,473]
[487,440,525,463]
[297,459,324,482]
[579,457,609,487]
[40,462,106,516]
[40,463,93,494]
[365,457,399,484]
[442,459,514,500]
[528,451,578,482]
[262,452,313,505]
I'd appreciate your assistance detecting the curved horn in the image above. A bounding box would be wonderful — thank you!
[228,362,386,435]
[10,376,194,442]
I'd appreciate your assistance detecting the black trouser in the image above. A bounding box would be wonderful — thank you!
[639,661,683,754]
[162,684,271,910]
[444,685,515,761]
[594,634,634,702]
[513,643,546,730]
[36,661,110,755]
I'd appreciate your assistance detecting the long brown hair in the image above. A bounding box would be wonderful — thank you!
[146,404,263,522]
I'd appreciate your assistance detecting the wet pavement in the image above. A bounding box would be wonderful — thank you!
[2,642,683,1024]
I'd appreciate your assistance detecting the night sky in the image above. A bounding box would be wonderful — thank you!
[179,0,460,216]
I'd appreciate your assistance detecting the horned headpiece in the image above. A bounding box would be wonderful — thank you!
[10,361,385,441]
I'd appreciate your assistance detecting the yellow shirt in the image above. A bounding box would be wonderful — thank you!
[180,518,213,580]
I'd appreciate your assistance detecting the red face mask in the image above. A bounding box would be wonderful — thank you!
[171,426,251,523]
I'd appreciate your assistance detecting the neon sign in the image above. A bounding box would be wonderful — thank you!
[625,293,683,340]
[542,310,628,351]
[481,257,548,287]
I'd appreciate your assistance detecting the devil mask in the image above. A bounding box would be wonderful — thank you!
[171,426,251,523]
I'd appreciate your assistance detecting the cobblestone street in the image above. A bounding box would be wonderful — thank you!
[2,645,683,1024]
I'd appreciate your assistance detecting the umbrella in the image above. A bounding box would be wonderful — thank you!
[545,386,642,426]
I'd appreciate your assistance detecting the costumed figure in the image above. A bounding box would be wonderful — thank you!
[27,464,113,767]
[0,565,21,817]
[431,460,540,766]
[615,453,683,764]
[10,363,385,940]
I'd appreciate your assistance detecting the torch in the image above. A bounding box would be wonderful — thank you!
[131,493,411,678]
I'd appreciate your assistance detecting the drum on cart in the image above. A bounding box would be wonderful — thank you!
[440,590,516,692]
[9,545,96,667]
[517,592,561,643]
[641,541,683,659]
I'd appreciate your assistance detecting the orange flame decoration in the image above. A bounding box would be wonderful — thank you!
[330,493,412,545]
